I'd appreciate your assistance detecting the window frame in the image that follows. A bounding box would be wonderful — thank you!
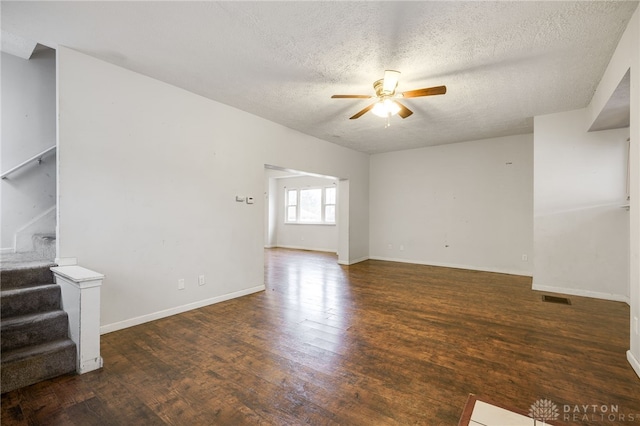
[324,186,336,224]
[285,188,298,223]
[284,185,337,225]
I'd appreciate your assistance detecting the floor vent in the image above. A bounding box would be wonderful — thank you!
[542,295,571,305]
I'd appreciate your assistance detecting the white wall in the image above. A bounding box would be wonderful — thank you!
[1,48,56,250]
[264,171,276,248]
[369,134,533,276]
[274,175,338,253]
[264,168,294,248]
[56,47,369,332]
[589,6,640,378]
[533,108,629,301]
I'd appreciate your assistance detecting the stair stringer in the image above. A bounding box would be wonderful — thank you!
[14,205,56,253]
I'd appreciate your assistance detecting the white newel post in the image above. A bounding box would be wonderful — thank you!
[51,265,104,374]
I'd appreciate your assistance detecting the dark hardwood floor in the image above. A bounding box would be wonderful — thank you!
[2,248,639,425]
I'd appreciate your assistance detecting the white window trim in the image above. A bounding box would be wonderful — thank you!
[284,185,336,225]
[285,188,298,223]
[324,185,336,224]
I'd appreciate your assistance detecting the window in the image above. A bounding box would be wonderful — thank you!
[286,189,297,222]
[285,185,336,224]
[300,188,322,222]
[324,186,336,223]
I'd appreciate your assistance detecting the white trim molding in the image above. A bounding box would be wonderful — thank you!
[51,265,104,374]
[100,284,266,334]
[532,283,630,304]
[627,350,640,380]
[14,206,55,235]
[274,244,337,254]
[338,256,369,266]
[368,256,533,277]
[13,205,56,253]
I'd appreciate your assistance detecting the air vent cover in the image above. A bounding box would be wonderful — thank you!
[542,295,571,305]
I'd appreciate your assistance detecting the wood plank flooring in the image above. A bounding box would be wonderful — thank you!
[2,248,639,425]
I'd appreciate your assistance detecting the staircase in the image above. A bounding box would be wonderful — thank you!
[1,234,57,271]
[1,265,77,393]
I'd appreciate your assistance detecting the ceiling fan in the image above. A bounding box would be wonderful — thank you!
[331,70,446,127]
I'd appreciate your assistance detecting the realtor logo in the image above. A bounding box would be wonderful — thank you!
[529,399,560,421]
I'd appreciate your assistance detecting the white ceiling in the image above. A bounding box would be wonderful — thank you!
[2,1,637,154]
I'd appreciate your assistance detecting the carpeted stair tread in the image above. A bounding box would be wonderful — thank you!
[1,339,76,394]
[0,266,55,290]
[32,234,56,260]
[1,284,61,318]
[1,310,70,352]
[0,265,78,393]
[1,339,75,364]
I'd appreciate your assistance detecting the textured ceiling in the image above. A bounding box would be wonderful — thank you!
[589,69,631,132]
[2,1,637,154]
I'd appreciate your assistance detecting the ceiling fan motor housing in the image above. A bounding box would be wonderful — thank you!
[374,79,395,97]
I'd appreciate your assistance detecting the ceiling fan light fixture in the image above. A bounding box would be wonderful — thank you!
[331,70,445,121]
[372,99,401,118]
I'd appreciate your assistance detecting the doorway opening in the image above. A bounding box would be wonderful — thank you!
[1,45,57,269]
[264,164,349,265]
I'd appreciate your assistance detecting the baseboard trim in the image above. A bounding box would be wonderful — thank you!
[274,245,337,254]
[337,256,369,266]
[368,256,533,277]
[627,351,640,380]
[0,247,15,254]
[100,284,265,334]
[532,283,630,304]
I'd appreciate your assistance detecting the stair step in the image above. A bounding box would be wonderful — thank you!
[1,310,70,352]
[1,339,76,394]
[0,266,55,290]
[32,234,56,260]
[1,284,61,319]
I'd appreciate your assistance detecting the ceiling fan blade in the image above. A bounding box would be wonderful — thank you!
[382,70,400,94]
[331,95,372,99]
[349,103,375,119]
[400,85,447,98]
[395,101,413,119]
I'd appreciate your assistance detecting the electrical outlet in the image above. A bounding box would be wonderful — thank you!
[400,245,404,251]
[634,317,639,335]
[178,279,185,290]
[387,244,392,249]
[522,254,528,261]
[198,275,205,286]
